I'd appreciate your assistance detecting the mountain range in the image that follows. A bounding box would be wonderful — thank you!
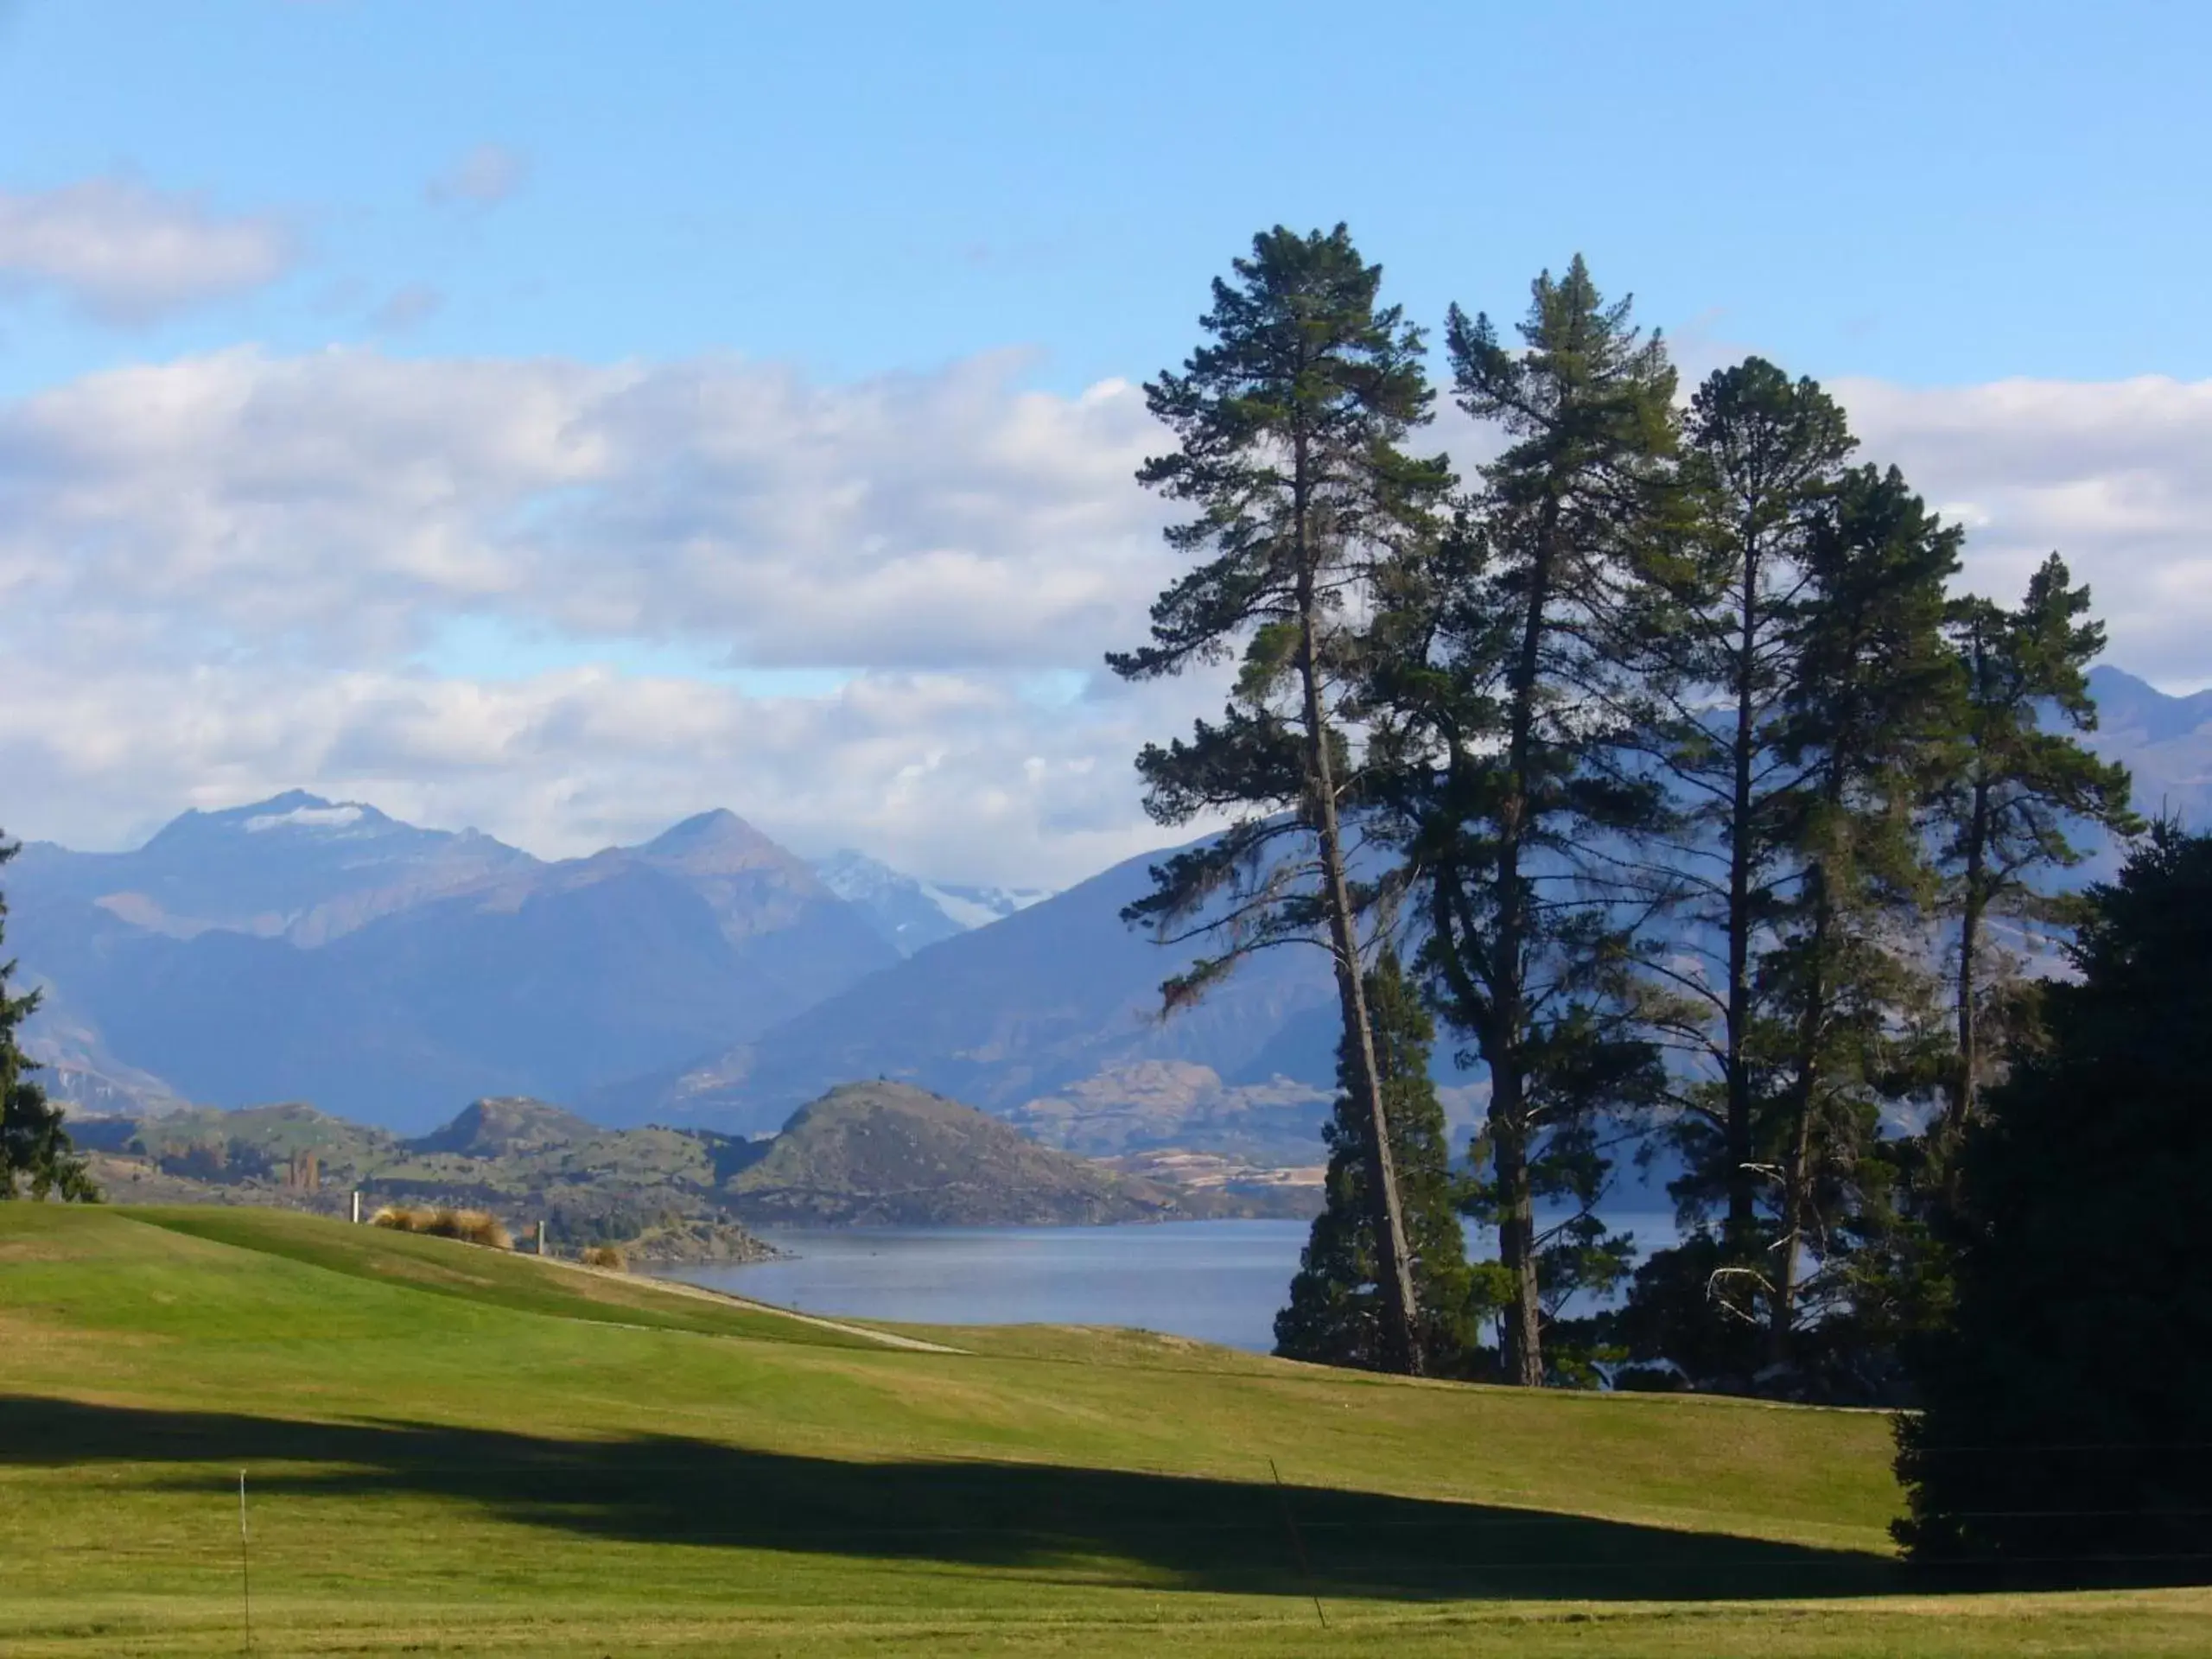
[10,794,899,1130]
[8,665,2205,1154]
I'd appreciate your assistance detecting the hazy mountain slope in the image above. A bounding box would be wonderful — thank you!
[598,834,1341,1138]
[2083,666,2212,747]
[1004,1061,1338,1160]
[2082,667,2212,861]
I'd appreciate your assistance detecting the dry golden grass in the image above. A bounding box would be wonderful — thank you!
[579,1243,628,1270]
[369,1204,514,1249]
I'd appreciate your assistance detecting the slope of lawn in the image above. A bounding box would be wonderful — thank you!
[1,1203,2203,1656]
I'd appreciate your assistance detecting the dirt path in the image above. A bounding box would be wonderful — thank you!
[543,1254,964,1354]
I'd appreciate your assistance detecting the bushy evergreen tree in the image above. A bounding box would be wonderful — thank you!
[1,834,97,1203]
[1275,955,1475,1373]
[1897,824,2212,1579]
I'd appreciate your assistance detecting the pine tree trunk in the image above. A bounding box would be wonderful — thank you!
[1292,442,1421,1377]
[1770,874,1831,1369]
[1490,1062,1544,1386]
[1725,537,1760,1255]
[1489,501,1559,1388]
[1948,778,1991,1149]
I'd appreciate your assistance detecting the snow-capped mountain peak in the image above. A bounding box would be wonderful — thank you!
[812,850,1055,955]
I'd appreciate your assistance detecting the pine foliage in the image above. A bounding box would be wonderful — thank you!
[1275,955,1475,1373]
[0,834,98,1203]
[1930,554,2139,1149]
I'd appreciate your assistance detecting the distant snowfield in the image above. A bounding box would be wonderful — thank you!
[919,880,1052,931]
[245,804,365,833]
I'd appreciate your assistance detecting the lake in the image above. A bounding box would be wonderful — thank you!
[655,1211,1681,1352]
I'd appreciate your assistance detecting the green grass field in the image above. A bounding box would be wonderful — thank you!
[2,1204,2202,1655]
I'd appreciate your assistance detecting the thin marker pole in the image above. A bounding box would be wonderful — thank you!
[238,1469,252,1654]
[1268,1458,1327,1629]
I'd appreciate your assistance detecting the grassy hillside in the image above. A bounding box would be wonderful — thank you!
[103,1098,766,1257]
[6,1208,2204,1653]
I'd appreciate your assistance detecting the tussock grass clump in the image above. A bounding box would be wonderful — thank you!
[370,1204,514,1249]
[579,1243,628,1270]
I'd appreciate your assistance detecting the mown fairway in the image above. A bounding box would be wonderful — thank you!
[1,1205,2202,1655]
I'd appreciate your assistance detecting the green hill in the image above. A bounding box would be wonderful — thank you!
[406,1095,604,1157]
[3,1203,2203,1655]
[724,1080,1200,1224]
[105,1097,763,1258]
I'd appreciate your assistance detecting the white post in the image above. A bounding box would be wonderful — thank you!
[351,1190,362,1225]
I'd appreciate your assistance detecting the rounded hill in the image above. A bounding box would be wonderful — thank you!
[724,1081,1187,1226]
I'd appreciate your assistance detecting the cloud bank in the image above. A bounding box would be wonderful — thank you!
[0,346,2203,884]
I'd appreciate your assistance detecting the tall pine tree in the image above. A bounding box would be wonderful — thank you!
[1932,554,2137,1154]
[1109,226,1453,1374]
[1276,954,1475,1373]
[1749,466,1956,1365]
[1,833,97,1203]
[1633,359,1855,1262]
[1398,257,1677,1386]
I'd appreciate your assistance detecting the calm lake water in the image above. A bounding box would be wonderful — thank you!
[656,1212,1681,1352]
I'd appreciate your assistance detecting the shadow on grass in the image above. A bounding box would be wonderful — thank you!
[3,1394,1900,1602]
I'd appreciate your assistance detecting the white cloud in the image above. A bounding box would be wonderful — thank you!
[0,178,295,324]
[0,655,1204,889]
[426,143,529,209]
[1839,376,2212,691]
[0,347,1194,884]
[0,346,1171,672]
[0,346,2203,887]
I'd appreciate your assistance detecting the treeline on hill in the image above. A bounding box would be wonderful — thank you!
[1115,225,2151,1413]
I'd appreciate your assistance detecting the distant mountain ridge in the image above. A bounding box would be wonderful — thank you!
[14,789,536,948]
[11,795,900,1130]
[590,831,1348,1151]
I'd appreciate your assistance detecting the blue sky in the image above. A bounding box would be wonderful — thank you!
[0,0,2206,880]
[5,0,2208,396]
